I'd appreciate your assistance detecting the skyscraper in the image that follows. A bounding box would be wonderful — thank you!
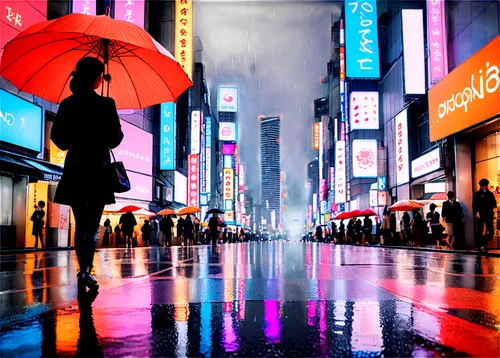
[260,117,281,226]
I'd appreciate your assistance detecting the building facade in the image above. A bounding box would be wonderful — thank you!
[260,117,281,227]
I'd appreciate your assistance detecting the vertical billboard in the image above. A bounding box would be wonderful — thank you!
[175,0,193,78]
[239,164,245,193]
[427,0,448,85]
[1,1,47,58]
[187,154,199,207]
[205,116,212,192]
[335,141,346,203]
[72,0,96,15]
[329,167,335,191]
[223,168,234,201]
[402,9,426,95]
[217,87,238,112]
[313,122,321,150]
[349,91,379,130]
[191,110,201,154]
[160,102,176,170]
[174,171,187,205]
[345,0,380,78]
[395,109,410,185]
[352,140,377,178]
[114,0,145,28]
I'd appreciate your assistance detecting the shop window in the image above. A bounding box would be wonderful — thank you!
[0,175,14,225]
[475,131,500,189]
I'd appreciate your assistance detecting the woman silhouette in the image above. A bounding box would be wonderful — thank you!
[51,57,123,290]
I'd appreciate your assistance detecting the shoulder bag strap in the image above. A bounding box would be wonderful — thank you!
[110,149,117,163]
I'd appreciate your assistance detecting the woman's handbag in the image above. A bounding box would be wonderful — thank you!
[107,150,131,193]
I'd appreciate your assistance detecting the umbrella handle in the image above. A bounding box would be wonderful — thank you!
[101,39,111,97]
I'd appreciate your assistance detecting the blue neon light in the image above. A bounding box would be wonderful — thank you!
[160,102,176,170]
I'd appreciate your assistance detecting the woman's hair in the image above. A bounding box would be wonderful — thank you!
[430,203,437,211]
[69,57,104,94]
[38,201,46,208]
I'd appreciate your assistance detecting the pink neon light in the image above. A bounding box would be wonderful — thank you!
[114,0,145,29]
[72,0,96,15]
[124,172,152,202]
[116,120,152,175]
[427,0,448,84]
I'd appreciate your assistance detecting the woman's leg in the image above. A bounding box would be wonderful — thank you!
[34,233,39,249]
[72,203,89,271]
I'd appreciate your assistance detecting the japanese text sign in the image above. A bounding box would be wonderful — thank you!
[205,116,212,191]
[0,89,43,152]
[116,120,152,175]
[411,148,441,178]
[349,91,379,130]
[427,0,448,85]
[428,35,500,142]
[160,102,176,170]
[395,109,409,185]
[175,0,193,78]
[223,168,234,201]
[313,122,320,150]
[335,141,346,203]
[191,110,200,154]
[345,0,380,78]
[352,139,377,178]
[187,154,199,207]
[239,164,245,193]
[114,0,145,29]
[72,0,96,15]
[330,167,335,191]
[1,1,47,57]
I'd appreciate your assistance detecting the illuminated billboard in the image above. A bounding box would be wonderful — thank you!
[116,120,152,175]
[72,0,96,15]
[160,102,176,170]
[174,0,193,78]
[217,87,238,112]
[395,109,409,185]
[335,141,346,203]
[313,122,320,150]
[223,168,234,201]
[114,0,145,28]
[352,139,377,178]
[349,91,379,130]
[187,154,199,207]
[191,110,201,154]
[219,122,238,142]
[427,0,448,85]
[174,171,187,205]
[402,9,426,95]
[412,148,441,179]
[345,0,380,78]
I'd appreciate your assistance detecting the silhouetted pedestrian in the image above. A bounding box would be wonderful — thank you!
[208,215,220,247]
[141,219,151,247]
[442,191,463,248]
[473,178,496,251]
[102,219,111,246]
[177,216,185,246]
[120,211,137,248]
[160,215,174,247]
[184,214,194,246]
[363,215,372,245]
[31,201,46,250]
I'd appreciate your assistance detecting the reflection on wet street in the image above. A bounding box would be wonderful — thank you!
[1,243,499,357]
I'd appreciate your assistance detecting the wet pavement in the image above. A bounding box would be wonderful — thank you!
[1,243,499,357]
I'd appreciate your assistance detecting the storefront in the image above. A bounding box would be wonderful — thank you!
[0,89,67,249]
[428,35,500,248]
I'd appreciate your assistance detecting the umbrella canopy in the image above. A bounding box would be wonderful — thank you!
[349,210,363,218]
[134,208,156,217]
[118,205,142,213]
[388,200,424,212]
[334,212,351,220]
[359,209,377,217]
[177,206,200,216]
[207,208,224,215]
[157,209,176,216]
[0,13,193,109]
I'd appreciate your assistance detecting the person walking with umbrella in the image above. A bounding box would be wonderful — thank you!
[120,211,137,249]
[50,57,124,290]
[160,215,174,247]
[184,214,194,247]
[208,213,222,248]
[177,216,186,247]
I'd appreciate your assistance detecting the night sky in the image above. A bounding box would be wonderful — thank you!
[195,1,341,232]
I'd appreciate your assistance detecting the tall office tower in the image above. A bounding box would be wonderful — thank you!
[260,117,281,225]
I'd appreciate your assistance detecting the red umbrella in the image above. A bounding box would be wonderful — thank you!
[349,210,363,218]
[334,212,351,220]
[118,205,142,213]
[388,200,424,212]
[359,209,377,217]
[0,13,192,109]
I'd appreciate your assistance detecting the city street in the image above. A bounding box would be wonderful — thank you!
[1,243,499,357]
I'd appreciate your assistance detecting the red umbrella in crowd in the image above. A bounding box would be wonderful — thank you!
[118,205,142,213]
[334,212,351,220]
[0,12,192,109]
[388,200,424,212]
[359,209,377,217]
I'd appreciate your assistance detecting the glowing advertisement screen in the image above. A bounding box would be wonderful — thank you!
[174,171,187,205]
[349,91,379,130]
[116,120,152,175]
[335,141,346,203]
[345,0,380,78]
[191,110,201,154]
[395,109,410,185]
[72,0,96,15]
[188,154,199,207]
[352,139,378,178]
[175,0,193,78]
[1,1,47,57]
[114,0,145,29]
[160,102,176,170]
[223,169,234,201]
[219,122,238,142]
[0,89,43,152]
[121,171,152,201]
[217,87,238,113]
[402,9,426,95]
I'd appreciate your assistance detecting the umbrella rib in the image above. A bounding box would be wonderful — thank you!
[0,35,93,75]
[17,43,93,93]
[116,55,142,109]
[127,50,176,99]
